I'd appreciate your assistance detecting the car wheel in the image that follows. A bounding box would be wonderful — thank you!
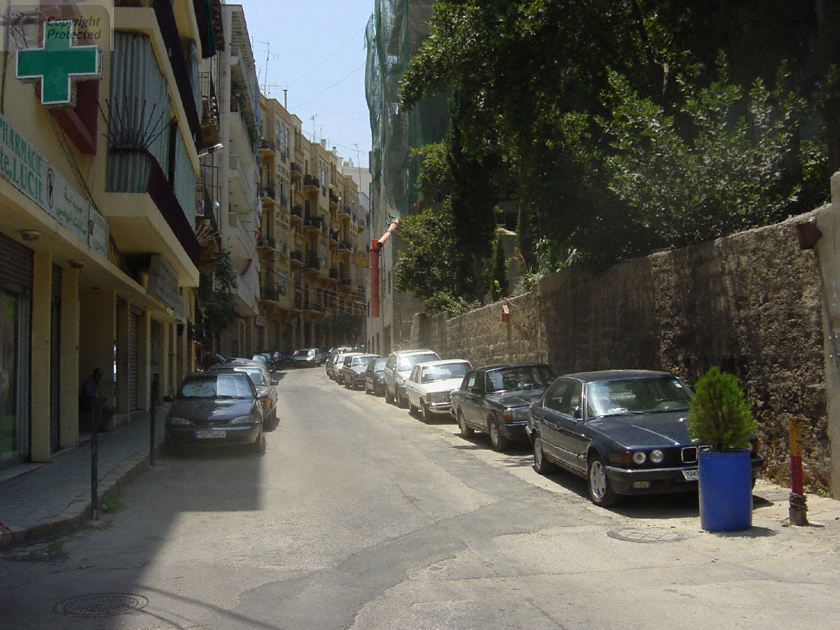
[587,453,618,507]
[420,401,432,423]
[532,436,555,475]
[488,418,510,452]
[458,411,473,438]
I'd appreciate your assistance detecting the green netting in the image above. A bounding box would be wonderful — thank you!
[365,0,447,228]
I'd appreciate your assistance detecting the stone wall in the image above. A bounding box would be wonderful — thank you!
[416,213,830,493]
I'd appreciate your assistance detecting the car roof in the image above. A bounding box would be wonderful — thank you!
[211,359,264,368]
[416,359,470,368]
[561,369,676,383]
[472,363,551,372]
[390,348,437,357]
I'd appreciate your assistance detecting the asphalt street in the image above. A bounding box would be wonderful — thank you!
[2,367,840,630]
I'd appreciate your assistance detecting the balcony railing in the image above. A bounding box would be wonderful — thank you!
[303,174,320,189]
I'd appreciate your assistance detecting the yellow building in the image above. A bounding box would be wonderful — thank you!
[258,95,366,352]
[0,0,222,467]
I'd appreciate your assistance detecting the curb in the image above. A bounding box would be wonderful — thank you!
[0,442,164,550]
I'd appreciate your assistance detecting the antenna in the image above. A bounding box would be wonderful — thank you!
[257,41,279,93]
[310,114,317,140]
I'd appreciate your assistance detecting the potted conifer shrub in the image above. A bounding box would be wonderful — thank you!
[687,366,758,531]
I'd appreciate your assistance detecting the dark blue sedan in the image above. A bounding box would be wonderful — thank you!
[527,370,762,506]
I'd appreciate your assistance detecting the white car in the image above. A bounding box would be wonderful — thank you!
[405,359,473,422]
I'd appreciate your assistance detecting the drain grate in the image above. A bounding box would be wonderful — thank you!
[55,593,148,617]
[607,527,688,543]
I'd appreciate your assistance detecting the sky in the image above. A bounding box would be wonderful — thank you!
[238,0,376,169]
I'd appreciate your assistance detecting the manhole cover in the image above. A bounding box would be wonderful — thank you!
[55,593,148,617]
[607,527,688,543]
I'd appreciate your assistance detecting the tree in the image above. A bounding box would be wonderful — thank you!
[400,0,839,272]
[602,66,830,247]
[393,203,476,314]
[196,249,237,341]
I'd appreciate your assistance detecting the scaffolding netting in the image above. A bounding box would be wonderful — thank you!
[365,0,448,233]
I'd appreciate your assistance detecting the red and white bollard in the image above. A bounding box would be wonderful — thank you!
[788,417,809,526]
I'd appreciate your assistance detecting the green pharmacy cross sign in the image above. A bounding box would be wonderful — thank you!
[16,20,102,107]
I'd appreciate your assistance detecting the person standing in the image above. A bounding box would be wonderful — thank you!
[79,368,105,432]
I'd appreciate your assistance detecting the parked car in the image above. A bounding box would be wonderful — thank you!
[327,351,356,380]
[405,359,472,422]
[163,371,266,454]
[364,358,388,396]
[526,370,764,507]
[291,347,325,367]
[208,360,279,431]
[451,363,555,451]
[341,354,379,389]
[335,353,363,384]
[383,349,441,407]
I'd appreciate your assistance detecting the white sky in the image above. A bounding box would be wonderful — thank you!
[238,0,375,169]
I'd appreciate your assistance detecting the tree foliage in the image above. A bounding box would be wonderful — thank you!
[688,367,757,453]
[396,0,839,290]
[196,249,237,335]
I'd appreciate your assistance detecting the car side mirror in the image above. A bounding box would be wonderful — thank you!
[257,392,269,400]
[573,406,583,419]
[470,386,482,395]
[163,395,174,403]
[271,379,279,386]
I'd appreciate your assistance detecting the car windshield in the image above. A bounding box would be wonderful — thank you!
[586,377,692,417]
[352,356,376,367]
[369,358,386,372]
[180,374,253,399]
[397,353,439,371]
[237,368,266,386]
[422,362,469,383]
[486,365,554,392]
[294,349,313,357]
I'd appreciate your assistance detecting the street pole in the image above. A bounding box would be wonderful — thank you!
[788,416,808,526]
[90,402,99,521]
[149,374,159,467]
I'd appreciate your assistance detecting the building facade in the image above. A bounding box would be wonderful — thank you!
[258,95,367,353]
[0,0,222,468]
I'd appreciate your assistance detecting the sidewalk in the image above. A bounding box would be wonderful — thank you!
[0,405,169,549]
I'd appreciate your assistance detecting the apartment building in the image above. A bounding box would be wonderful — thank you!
[258,95,366,352]
[0,0,222,467]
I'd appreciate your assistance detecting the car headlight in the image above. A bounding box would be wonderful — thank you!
[632,451,647,465]
[502,407,529,423]
[650,449,664,464]
[427,392,448,403]
[167,417,193,426]
[230,415,255,425]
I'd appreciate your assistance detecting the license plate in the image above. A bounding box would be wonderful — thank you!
[196,430,226,439]
[683,468,699,481]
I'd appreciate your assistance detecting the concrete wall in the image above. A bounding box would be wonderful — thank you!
[417,175,840,494]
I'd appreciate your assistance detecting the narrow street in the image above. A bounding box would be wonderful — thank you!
[3,368,840,630]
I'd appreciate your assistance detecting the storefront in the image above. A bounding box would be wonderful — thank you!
[0,232,33,466]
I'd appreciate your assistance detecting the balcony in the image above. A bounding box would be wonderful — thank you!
[257,237,275,250]
[105,148,200,268]
[259,138,274,155]
[260,284,280,302]
[290,249,303,269]
[329,190,339,208]
[329,229,339,243]
[304,215,323,234]
[303,174,320,190]
[337,204,351,222]
[290,205,303,224]
[290,162,302,182]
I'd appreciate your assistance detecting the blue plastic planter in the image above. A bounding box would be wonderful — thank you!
[698,449,753,532]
